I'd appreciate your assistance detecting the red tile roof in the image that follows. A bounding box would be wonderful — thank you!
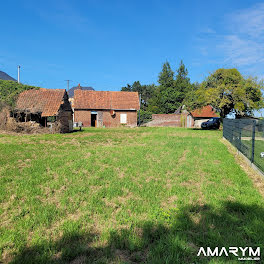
[16,88,66,117]
[191,105,218,118]
[74,90,140,110]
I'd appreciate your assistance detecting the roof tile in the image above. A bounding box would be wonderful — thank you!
[191,105,218,118]
[74,90,140,110]
[16,88,66,117]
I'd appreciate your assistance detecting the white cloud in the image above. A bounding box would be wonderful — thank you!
[223,3,264,68]
[219,34,264,66]
[230,3,264,38]
[197,3,264,76]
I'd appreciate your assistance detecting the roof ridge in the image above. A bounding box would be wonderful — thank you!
[73,90,140,110]
[15,88,66,117]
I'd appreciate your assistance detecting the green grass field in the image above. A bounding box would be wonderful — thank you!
[1,127,264,263]
[242,139,264,172]
[254,140,264,171]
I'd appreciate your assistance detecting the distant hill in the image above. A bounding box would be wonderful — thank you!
[68,86,94,98]
[0,71,16,81]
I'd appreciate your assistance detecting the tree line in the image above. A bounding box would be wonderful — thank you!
[121,61,264,124]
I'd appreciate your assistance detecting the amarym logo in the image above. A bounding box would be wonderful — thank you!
[197,247,260,261]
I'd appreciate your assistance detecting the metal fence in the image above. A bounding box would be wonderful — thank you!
[223,118,264,174]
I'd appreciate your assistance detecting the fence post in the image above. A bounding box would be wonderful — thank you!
[238,120,242,152]
[251,120,256,163]
[223,119,225,138]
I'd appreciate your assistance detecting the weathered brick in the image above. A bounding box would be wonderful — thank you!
[74,110,137,127]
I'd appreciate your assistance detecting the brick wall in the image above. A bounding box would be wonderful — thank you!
[103,110,137,127]
[74,109,137,127]
[74,110,91,127]
[151,114,182,126]
[152,114,181,121]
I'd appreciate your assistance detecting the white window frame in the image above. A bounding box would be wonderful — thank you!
[120,114,127,124]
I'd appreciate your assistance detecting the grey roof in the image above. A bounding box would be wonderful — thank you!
[68,86,94,98]
[0,71,16,81]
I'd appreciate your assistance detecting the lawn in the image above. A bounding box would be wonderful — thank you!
[242,139,264,172]
[1,127,264,263]
[254,140,264,171]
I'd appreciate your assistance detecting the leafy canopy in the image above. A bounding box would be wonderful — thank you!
[121,81,156,109]
[0,80,39,110]
[149,61,192,114]
[197,69,264,118]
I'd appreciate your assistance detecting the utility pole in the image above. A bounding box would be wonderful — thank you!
[65,80,72,91]
[138,94,141,126]
[17,65,20,83]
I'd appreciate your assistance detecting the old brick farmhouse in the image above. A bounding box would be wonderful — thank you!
[73,89,140,127]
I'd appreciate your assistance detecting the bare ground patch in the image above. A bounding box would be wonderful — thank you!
[38,185,68,208]
[180,170,206,206]
[17,158,32,169]
[178,149,190,163]
[170,132,216,139]
[161,195,178,208]
[146,176,162,183]
[115,167,125,179]
[0,137,15,144]
[213,160,221,164]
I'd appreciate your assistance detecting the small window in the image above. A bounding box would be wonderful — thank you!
[120,114,127,124]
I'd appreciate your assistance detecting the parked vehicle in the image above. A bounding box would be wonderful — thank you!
[201,117,220,129]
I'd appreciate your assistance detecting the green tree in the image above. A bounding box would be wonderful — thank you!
[0,80,39,111]
[175,60,192,103]
[149,61,192,114]
[150,61,177,113]
[183,82,203,111]
[158,61,174,88]
[121,81,156,110]
[197,69,264,118]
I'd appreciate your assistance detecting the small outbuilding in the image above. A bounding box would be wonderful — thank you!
[188,105,218,128]
[73,88,140,127]
[145,105,218,128]
[14,88,73,133]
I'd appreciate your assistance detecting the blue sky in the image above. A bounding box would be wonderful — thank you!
[1,0,264,97]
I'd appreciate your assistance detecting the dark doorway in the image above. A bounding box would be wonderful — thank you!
[91,114,97,127]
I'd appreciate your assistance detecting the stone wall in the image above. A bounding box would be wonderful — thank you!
[57,110,73,133]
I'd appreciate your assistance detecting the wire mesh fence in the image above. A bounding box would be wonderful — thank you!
[223,118,264,174]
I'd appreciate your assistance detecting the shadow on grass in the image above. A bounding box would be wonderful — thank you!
[189,128,221,131]
[71,129,85,133]
[10,201,264,263]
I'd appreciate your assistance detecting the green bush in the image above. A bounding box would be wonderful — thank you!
[0,80,39,111]
[138,110,152,125]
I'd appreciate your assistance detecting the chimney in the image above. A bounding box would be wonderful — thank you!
[17,65,20,83]
[76,83,82,90]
